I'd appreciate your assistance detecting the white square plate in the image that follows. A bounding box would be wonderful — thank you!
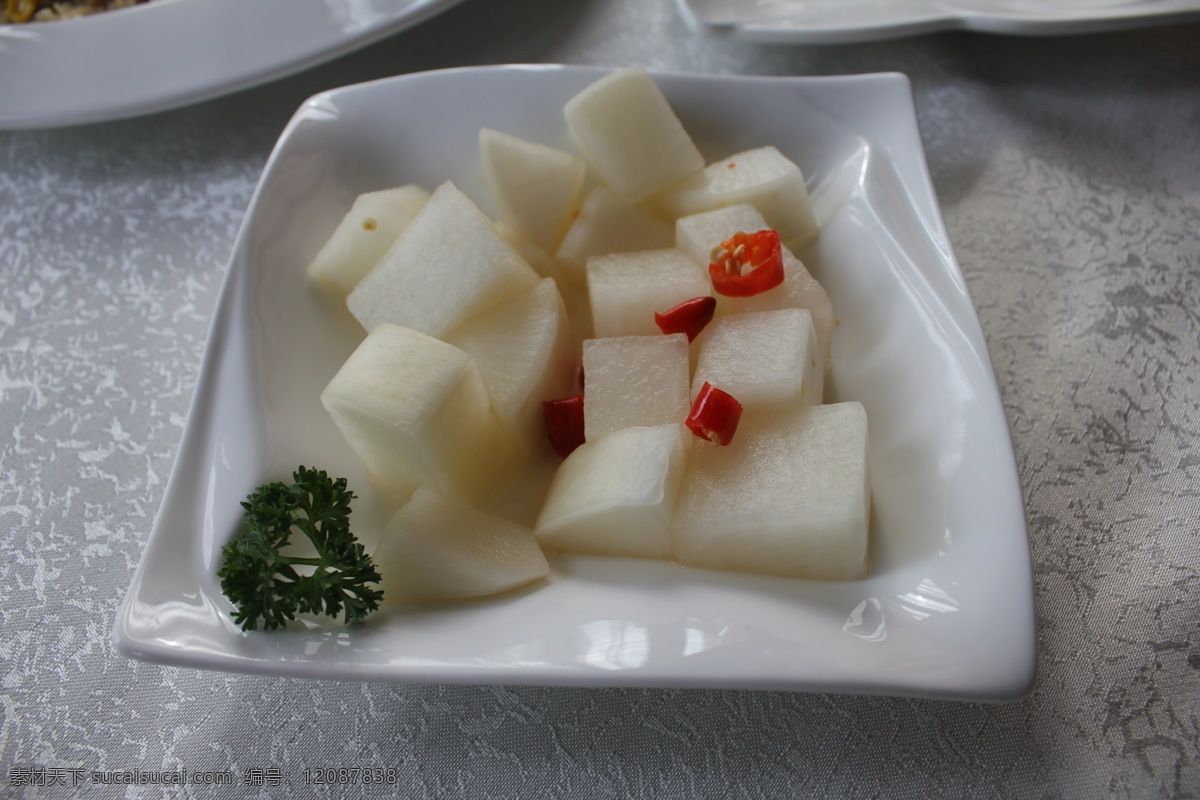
[113,65,1036,701]
[675,0,1200,43]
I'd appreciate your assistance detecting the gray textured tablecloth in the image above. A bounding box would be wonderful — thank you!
[2,1,1198,797]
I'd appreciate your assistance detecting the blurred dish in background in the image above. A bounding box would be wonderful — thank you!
[2,0,149,25]
[0,0,467,129]
[674,0,1200,43]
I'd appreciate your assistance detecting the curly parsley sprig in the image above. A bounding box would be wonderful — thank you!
[218,466,383,631]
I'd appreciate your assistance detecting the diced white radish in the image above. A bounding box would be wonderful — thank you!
[320,324,509,502]
[536,424,689,559]
[494,222,565,283]
[675,204,833,365]
[656,146,819,247]
[582,334,690,440]
[346,181,538,338]
[559,274,594,345]
[692,308,823,407]
[554,186,674,286]
[376,486,549,602]
[675,203,771,265]
[728,250,834,369]
[587,248,711,338]
[672,402,870,581]
[490,206,594,341]
[307,185,430,296]
[445,278,574,457]
[479,128,586,252]
[564,66,705,203]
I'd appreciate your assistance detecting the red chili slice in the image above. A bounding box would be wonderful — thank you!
[708,229,784,298]
[685,382,743,446]
[654,296,717,342]
[543,395,586,458]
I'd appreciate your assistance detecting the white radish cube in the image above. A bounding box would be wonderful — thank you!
[376,486,549,602]
[445,278,575,457]
[733,251,834,369]
[307,185,430,296]
[676,205,833,365]
[564,66,705,203]
[692,308,824,408]
[554,186,674,287]
[536,424,689,559]
[675,203,771,265]
[587,248,711,338]
[494,222,564,283]
[320,324,508,502]
[672,402,870,581]
[346,181,538,338]
[583,334,690,440]
[559,274,595,346]
[480,128,586,252]
[656,146,819,246]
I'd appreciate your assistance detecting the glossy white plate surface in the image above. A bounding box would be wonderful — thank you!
[113,65,1036,701]
[675,0,1200,42]
[0,0,465,129]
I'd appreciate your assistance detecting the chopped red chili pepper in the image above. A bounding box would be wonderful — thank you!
[685,382,743,446]
[708,229,785,298]
[654,296,717,342]
[543,395,586,458]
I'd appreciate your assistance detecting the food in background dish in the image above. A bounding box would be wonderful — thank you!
[2,0,148,24]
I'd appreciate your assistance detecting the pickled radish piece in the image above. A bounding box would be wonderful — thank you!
[730,249,833,369]
[587,248,711,338]
[676,205,833,364]
[445,278,574,457]
[692,308,824,408]
[676,203,773,266]
[564,66,705,203]
[554,186,674,286]
[346,181,538,338]
[673,402,870,581]
[480,128,586,252]
[582,334,690,440]
[320,324,509,502]
[535,423,689,559]
[307,184,430,296]
[493,222,564,283]
[655,146,819,247]
[376,486,549,602]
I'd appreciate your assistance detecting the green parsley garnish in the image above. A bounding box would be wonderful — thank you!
[218,466,382,631]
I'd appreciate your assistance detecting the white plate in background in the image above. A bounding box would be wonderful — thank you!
[113,65,1036,701]
[0,0,465,129]
[675,0,1200,43]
